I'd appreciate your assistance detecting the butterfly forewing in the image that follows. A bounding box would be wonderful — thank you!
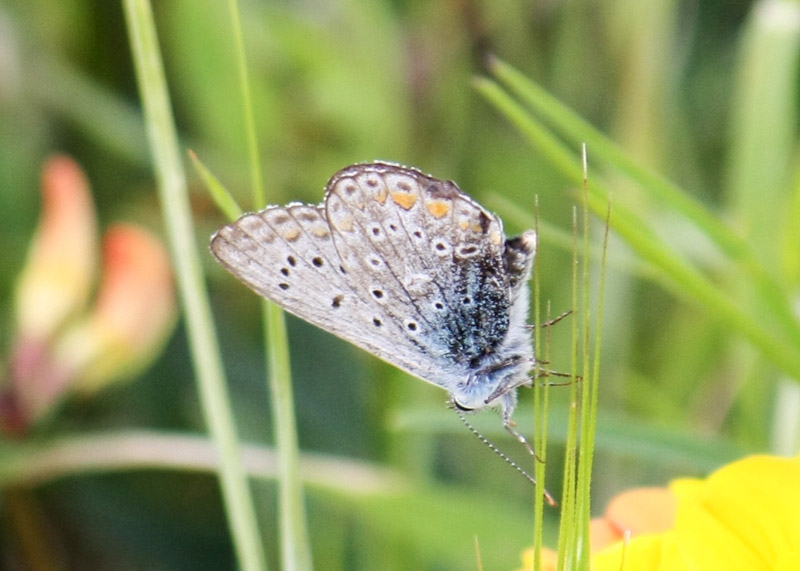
[211,185,443,384]
[325,166,451,355]
[328,164,514,365]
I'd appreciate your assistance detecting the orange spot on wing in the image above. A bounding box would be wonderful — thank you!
[427,200,451,218]
[391,192,417,210]
[283,228,301,241]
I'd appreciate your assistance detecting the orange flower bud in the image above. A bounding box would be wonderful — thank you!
[14,155,96,342]
[5,156,176,428]
[54,224,176,395]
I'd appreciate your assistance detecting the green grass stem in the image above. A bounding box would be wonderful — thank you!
[123,1,267,569]
[226,1,313,568]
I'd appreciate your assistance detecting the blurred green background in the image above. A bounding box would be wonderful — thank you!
[1,0,799,569]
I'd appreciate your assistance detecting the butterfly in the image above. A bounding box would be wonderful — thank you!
[211,161,538,422]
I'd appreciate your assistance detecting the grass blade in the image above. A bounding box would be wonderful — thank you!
[225,0,313,568]
[123,1,267,569]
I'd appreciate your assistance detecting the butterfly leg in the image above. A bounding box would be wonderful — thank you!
[527,309,573,330]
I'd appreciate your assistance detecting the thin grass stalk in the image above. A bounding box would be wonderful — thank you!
[122,1,266,569]
[189,151,243,221]
[227,0,264,206]
[225,1,313,569]
[532,199,548,570]
[576,167,611,569]
[574,147,593,569]
[533,327,551,571]
[556,208,583,570]
[262,301,313,571]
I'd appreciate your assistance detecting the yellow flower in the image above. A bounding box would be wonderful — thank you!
[593,455,800,570]
[515,455,800,570]
[514,487,675,571]
[593,486,676,546]
[516,545,558,571]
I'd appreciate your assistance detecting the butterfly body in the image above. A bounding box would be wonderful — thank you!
[211,162,536,421]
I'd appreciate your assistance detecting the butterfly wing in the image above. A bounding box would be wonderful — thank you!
[210,201,445,383]
[324,163,519,378]
[211,162,535,397]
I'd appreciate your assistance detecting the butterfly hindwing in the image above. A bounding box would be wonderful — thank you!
[211,202,444,384]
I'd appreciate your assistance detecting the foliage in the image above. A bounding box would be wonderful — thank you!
[0,0,798,569]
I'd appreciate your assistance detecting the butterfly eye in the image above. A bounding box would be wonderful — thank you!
[452,400,473,412]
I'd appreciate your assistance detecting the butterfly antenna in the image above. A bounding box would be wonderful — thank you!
[503,419,543,461]
[454,406,557,506]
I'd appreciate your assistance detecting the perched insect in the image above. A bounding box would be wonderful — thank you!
[211,162,549,498]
